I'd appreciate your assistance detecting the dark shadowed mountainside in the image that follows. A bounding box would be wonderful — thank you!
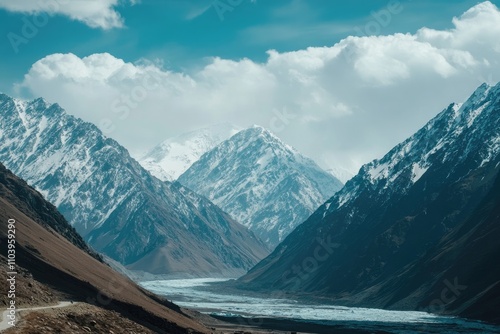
[238,83,500,324]
[375,169,500,324]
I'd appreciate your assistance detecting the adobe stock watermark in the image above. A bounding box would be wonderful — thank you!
[416,276,467,332]
[86,276,125,307]
[477,73,495,86]
[7,0,69,54]
[354,0,403,37]
[232,235,340,330]
[344,0,404,61]
[281,236,341,289]
[99,71,164,135]
[268,107,297,133]
[6,218,17,327]
[421,277,467,314]
[212,0,251,21]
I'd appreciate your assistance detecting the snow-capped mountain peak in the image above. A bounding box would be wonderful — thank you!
[139,122,242,181]
[178,126,344,247]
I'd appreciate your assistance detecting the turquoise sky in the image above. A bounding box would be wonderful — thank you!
[1,0,499,172]
[0,0,495,93]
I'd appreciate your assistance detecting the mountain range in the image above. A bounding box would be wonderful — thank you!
[239,82,500,323]
[1,80,499,326]
[178,126,344,247]
[0,94,268,277]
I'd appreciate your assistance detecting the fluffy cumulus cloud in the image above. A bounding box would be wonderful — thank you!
[18,2,500,174]
[0,0,125,29]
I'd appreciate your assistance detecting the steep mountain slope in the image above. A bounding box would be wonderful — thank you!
[0,162,209,333]
[239,83,500,316]
[375,169,500,324]
[178,126,343,247]
[139,123,241,181]
[0,94,268,276]
[0,162,101,263]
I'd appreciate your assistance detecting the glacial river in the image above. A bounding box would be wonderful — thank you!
[140,278,500,334]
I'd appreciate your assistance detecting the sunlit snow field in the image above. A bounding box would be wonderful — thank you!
[140,278,500,334]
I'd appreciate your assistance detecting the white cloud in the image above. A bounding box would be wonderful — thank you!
[0,0,125,29]
[17,1,500,174]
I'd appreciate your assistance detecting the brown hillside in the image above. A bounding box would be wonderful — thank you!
[0,162,209,333]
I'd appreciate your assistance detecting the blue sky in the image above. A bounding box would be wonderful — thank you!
[1,0,499,173]
[0,0,493,93]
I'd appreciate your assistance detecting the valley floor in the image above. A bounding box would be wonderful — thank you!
[141,278,500,334]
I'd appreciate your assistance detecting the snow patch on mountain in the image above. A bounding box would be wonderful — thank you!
[139,123,242,181]
[411,163,429,183]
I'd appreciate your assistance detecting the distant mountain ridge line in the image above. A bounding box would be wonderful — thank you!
[139,123,243,181]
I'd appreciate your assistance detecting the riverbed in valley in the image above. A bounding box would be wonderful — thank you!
[140,278,500,334]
